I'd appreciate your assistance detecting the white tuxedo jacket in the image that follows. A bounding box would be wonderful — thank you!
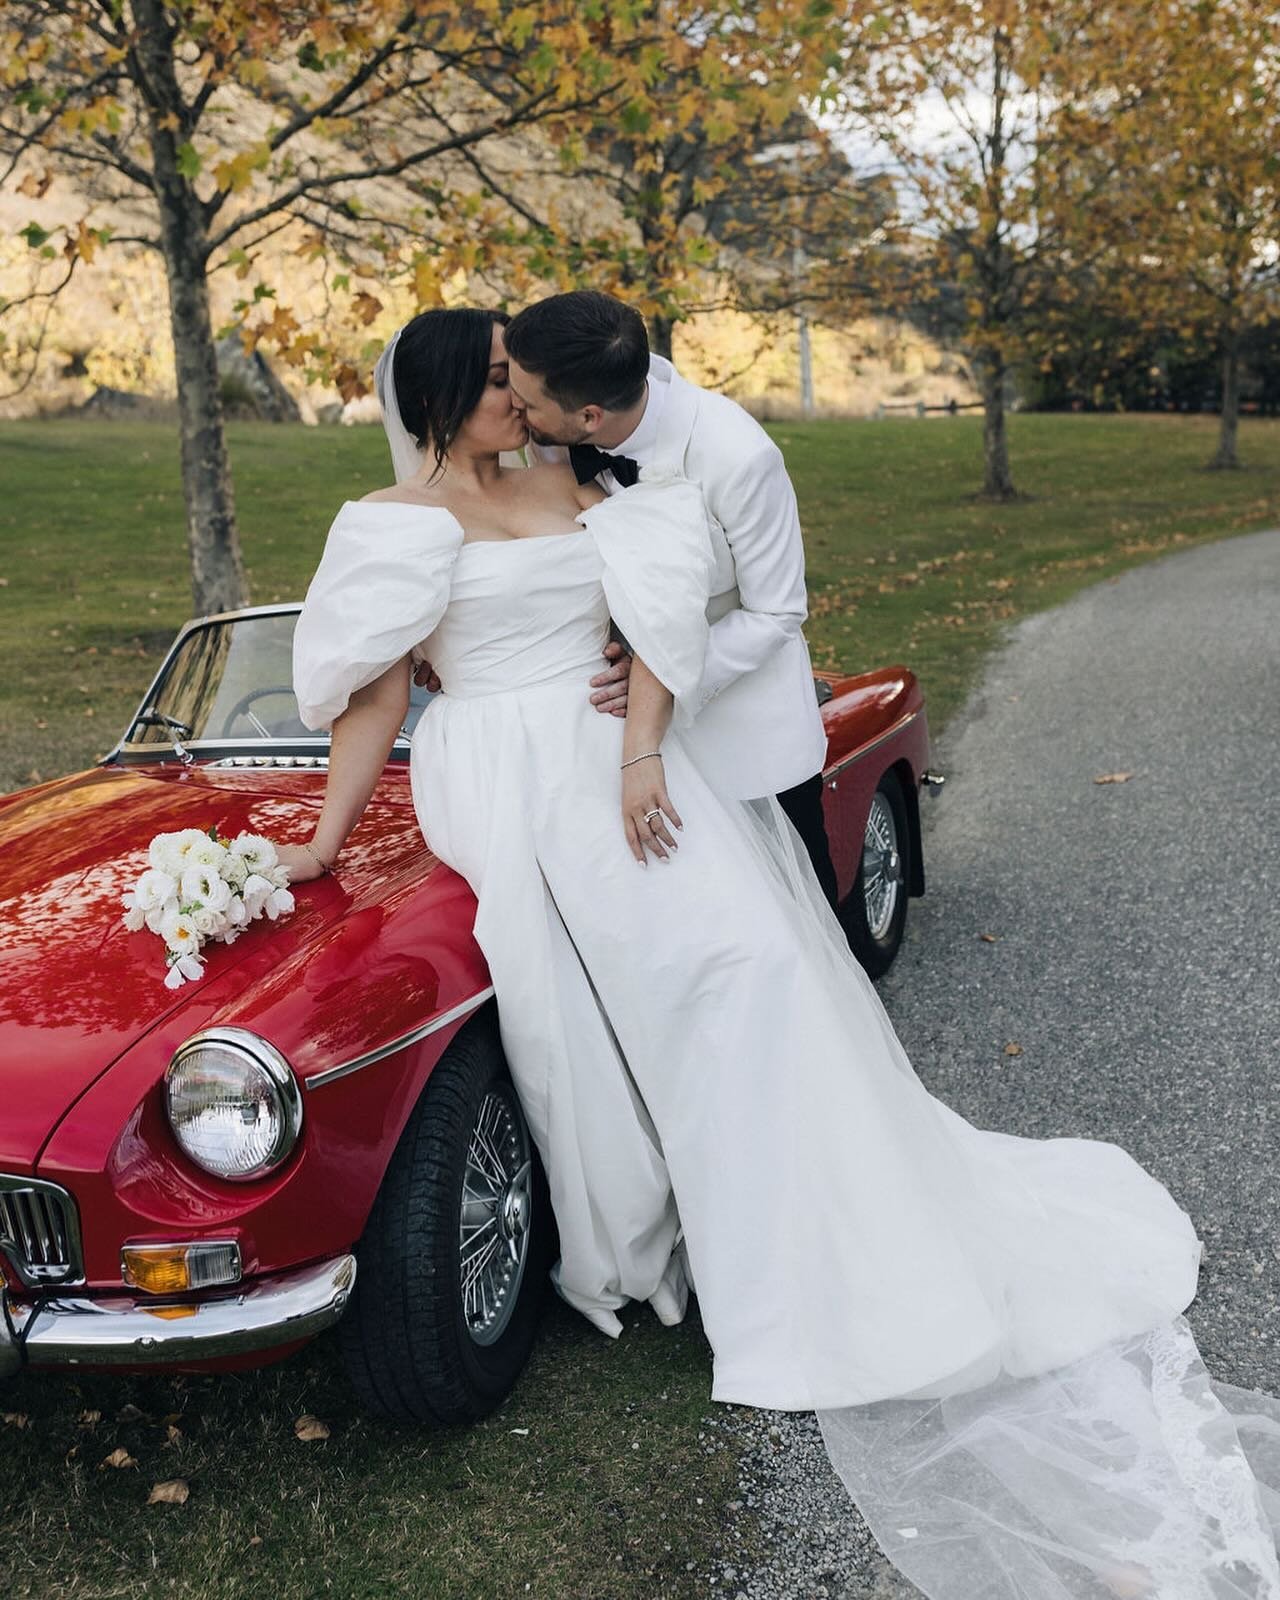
[532,356,829,800]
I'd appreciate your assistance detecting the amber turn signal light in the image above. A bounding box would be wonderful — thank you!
[121,1241,242,1294]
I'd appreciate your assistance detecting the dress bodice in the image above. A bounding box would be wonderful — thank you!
[292,474,716,733]
[426,528,611,700]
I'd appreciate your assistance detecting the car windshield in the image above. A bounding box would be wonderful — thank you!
[125,611,432,750]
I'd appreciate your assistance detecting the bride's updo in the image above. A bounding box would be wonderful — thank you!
[392,308,511,476]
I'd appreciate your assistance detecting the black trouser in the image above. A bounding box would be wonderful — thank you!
[776,772,839,908]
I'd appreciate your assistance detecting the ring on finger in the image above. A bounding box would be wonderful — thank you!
[643,808,662,828]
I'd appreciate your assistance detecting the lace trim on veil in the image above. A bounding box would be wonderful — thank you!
[729,793,1280,1600]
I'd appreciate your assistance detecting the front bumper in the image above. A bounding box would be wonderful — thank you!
[0,1254,355,1375]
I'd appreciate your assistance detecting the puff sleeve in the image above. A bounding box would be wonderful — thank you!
[580,469,716,728]
[292,500,464,731]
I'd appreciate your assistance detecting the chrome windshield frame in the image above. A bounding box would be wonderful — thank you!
[102,603,416,767]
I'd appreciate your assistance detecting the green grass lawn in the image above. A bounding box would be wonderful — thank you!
[2,412,1278,797]
[1,412,1278,1598]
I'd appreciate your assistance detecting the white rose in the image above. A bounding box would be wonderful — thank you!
[147,832,187,874]
[180,864,232,912]
[186,835,229,870]
[122,903,147,933]
[222,853,249,889]
[268,862,291,889]
[224,896,249,927]
[164,832,214,870]
[230,833,278,874]
[191,905,223,936]
[159,906,200,956]
[133,868,178,911]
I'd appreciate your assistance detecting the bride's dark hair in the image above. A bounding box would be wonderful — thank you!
[393,307,511,478]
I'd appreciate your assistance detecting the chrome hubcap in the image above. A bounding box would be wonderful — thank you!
[459,1088,532,1346]
[862,791,903,942]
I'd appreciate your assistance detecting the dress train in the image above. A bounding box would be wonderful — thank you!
[731,794,1280,1597]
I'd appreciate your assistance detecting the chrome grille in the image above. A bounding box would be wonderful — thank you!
[0,1175,83,1286]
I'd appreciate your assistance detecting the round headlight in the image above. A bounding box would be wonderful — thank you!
[165,1028,303,1182]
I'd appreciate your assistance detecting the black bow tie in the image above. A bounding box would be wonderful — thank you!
[569,443,639,488]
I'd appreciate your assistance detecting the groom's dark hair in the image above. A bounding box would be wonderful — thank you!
[504,291,649,412]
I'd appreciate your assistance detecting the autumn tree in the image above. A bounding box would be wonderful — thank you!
[1120,0,1280,469]
[451,0,855,359]
[834,1,1156,500]
[0,0,626,612]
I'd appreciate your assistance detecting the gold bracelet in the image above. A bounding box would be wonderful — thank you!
[303,841,334,875]
[620,751,662,770]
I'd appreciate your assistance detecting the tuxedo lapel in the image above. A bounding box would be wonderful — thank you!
[650,356,700,472]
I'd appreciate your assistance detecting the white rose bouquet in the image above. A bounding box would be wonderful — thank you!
[122,827,295,988]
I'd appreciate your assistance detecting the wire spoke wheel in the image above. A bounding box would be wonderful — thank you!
[840,769,913,981]
[459,1087,532,1347]
[861,789,904,942]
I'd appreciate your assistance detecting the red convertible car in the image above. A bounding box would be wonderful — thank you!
[0,604,937,1422]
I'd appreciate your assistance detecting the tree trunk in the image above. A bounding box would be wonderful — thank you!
[133,0,248,616]
[648,312,675,361]
[978,351,1019,499]
[1207,331,1242,470]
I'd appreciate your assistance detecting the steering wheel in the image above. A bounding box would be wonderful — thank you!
[218,685,302,739]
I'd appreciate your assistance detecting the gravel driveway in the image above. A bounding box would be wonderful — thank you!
[712,526,1280,1599]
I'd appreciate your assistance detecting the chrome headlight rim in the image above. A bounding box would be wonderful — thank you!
[165,1026,303,1184]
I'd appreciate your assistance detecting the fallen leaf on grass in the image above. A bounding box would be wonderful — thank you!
[101,1447,137,1469]
[509,1427,530,1436]
[1093,772,1135,785]
[78,1410,101,1426]
[248,1535,263,1547]
[294,1414,330,1442]
[1004,1042,1023,1057]
[165,1424,183,1447]
[2,1412,30,1429]
[978,933,998,943]
[116,1403,146,1422]
[148,1479,190,1506]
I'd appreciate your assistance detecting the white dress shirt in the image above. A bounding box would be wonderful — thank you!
[608,374,670,468]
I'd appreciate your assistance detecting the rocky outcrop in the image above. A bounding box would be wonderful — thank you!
[214,335,301,422]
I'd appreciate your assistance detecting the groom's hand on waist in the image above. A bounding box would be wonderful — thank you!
[411,656,442,693]
[590,641,631,717]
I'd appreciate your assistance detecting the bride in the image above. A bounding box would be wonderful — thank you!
[284,307,1280,1598]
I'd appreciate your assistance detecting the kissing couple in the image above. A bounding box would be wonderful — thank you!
[286,290,1280,1598]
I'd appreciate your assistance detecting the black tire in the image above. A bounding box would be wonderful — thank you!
[841,767,911,981]
[340,1006,550,1424]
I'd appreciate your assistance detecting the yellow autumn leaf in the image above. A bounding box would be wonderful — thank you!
[148,1479,190,1505]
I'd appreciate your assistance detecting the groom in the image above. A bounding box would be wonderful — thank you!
[502,289,838,903]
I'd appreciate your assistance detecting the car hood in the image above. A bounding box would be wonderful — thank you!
[0,761,433,1170]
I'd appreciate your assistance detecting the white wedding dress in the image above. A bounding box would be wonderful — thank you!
[294,474,1280,1598]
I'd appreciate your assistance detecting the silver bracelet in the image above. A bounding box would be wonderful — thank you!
[620,751,663,770]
